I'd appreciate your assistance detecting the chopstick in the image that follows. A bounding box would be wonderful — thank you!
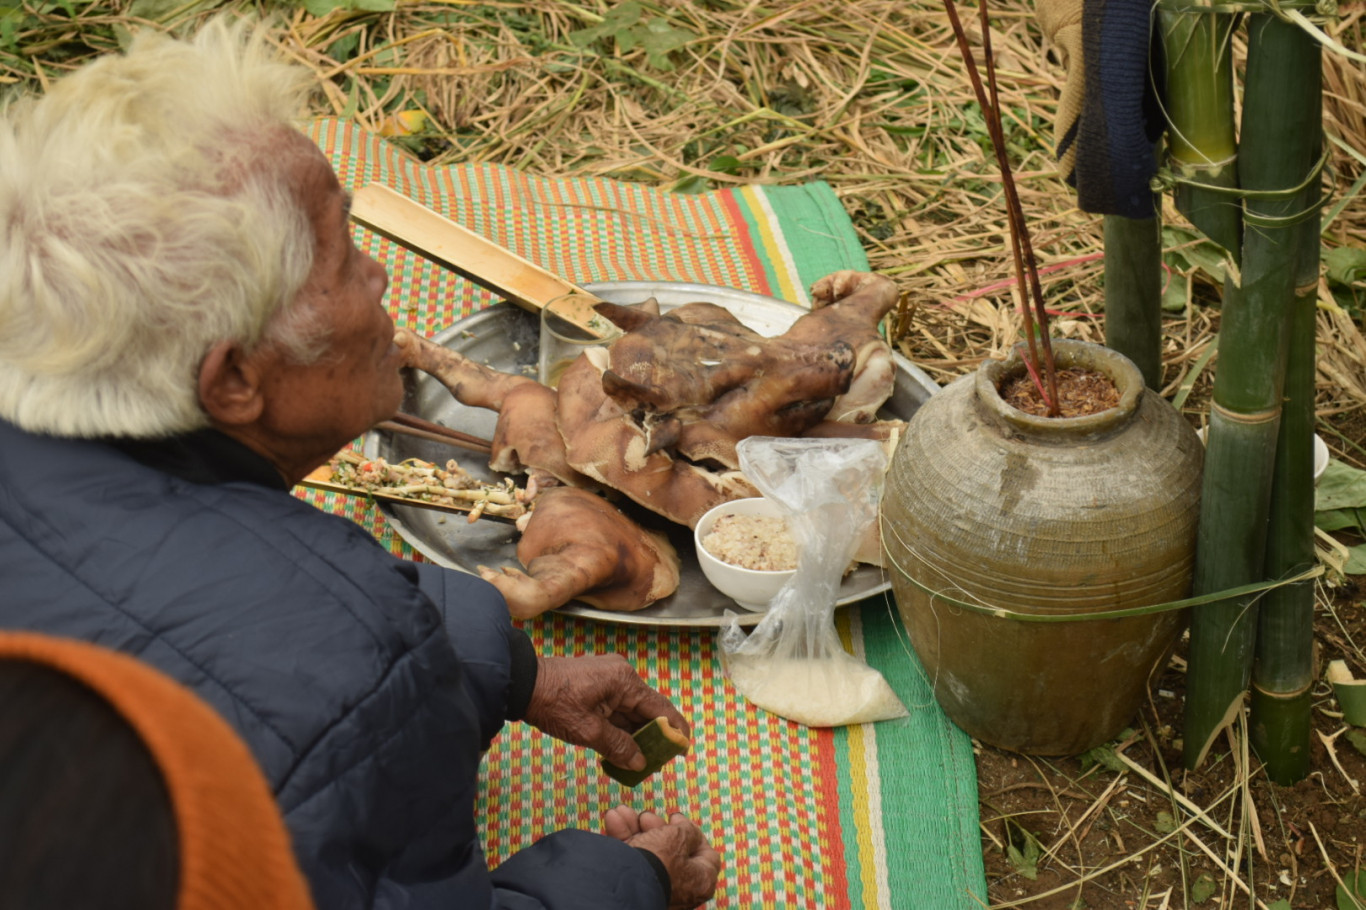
[378,413,493,455]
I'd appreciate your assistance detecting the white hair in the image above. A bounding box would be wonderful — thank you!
[0,17,324,438]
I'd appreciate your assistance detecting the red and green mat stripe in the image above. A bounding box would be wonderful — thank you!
[296,118,986,908]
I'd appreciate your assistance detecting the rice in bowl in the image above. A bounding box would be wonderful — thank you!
[700,512,798,572]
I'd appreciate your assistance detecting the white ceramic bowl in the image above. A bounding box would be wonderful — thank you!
[1196,427,1330,484]
[694,498,797,612]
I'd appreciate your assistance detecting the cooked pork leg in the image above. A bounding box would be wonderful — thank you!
[395,329,593,488]
[477,486,681,618]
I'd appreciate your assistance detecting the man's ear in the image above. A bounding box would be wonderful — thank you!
[198,340,265,426]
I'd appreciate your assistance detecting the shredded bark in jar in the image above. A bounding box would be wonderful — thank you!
[1000,368,1120,418]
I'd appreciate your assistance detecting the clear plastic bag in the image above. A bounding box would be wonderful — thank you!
[718,436,908,727]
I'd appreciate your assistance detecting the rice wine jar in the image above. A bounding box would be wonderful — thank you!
[881,340,1202,755]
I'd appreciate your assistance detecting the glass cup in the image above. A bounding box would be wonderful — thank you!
[537,292,622,388]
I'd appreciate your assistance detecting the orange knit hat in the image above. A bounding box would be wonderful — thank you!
[0,632,314,910]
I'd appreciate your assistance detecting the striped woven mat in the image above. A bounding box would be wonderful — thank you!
[300,117,987,910]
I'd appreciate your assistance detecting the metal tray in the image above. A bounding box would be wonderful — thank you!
[366,280,940,627]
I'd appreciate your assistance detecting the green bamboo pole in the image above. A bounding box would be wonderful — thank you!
[1183,13,1322,769]
[1159,7,1241,258]
[1249,276,1318,782]
[1103,213,1163,389]
[1249,98,1322,784]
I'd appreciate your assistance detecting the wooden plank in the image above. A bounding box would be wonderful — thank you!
[350,183,614,338]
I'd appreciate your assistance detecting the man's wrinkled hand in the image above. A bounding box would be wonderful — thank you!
[523,654,689,771]
[626,812,721,910]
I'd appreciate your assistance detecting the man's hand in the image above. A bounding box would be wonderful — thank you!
[603,807,721,910]
[522,654,689,772]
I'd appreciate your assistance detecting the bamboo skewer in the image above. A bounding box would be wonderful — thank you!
[297,473,522,523]
[297,444,522,523]
[378,413,493,454]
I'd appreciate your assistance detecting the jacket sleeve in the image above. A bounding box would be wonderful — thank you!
[410,561,538,747]
[489,830,668,910]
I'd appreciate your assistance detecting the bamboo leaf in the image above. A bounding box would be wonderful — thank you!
[1004,820,1041,880]
[567,1,641,47]
[1347,544,1366,575]
[1338,870,1366,910]
[670,174,712,194]
[1328,661,1366,725]
[708,154,743,175]
[1315,508,1365,533]
[636,17,696,69]
[1079,740,1125,773]
[1325,246,1366,287]
[1190,870,1218,903]
[1162,226,1227,284]
[1171,336,1218,412]
[1316,460,1366,511]
[1162,269,1190,312]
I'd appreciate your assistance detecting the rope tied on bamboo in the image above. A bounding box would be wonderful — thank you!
[877,510,1324,624]
[1156,0,1366,63]
[1154,0,1334,18]
[1153,142,1331,203]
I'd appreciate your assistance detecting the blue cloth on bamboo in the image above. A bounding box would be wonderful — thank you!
[1040,0,1164,218]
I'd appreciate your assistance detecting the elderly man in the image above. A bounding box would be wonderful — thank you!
[0,18,719,910]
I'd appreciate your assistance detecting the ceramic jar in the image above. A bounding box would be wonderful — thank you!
[881,340,1203,755]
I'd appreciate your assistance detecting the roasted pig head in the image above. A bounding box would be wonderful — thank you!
[556,347,758,529]
[597,300,772,411]
[788,270,900,423]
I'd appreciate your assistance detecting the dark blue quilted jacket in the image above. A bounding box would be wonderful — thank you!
[0,419,665,910]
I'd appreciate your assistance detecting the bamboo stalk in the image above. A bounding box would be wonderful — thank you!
[1102,213,1164,389]
[1183,12,1324,769]
[1249,85,1323,784]
[1159,8,1241,258]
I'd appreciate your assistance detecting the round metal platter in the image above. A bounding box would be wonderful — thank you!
[365,280,940,627]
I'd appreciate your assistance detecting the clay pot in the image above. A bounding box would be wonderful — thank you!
[881,340,1202,755]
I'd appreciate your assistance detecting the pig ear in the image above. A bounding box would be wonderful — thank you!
[594,300,657,332]
[197,340,265,426]
[601,369,671,411]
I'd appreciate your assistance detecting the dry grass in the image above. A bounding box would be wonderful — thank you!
[6,2,1366,906]
[3,2,1362,437]
[278,0,1361,458]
